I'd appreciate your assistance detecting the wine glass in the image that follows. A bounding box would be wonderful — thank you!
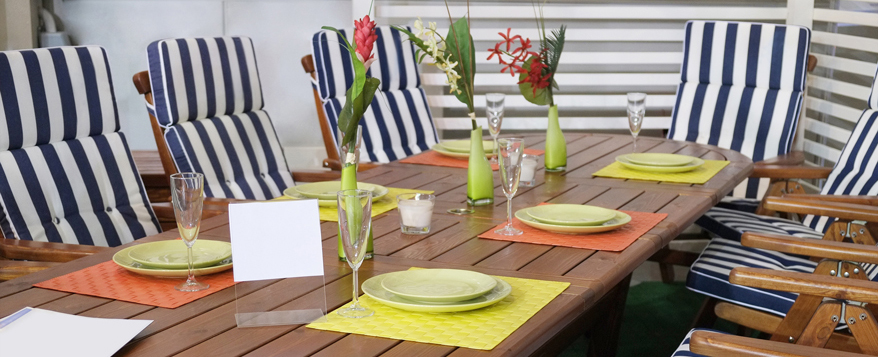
[627,93,646,152]
[495,138,525,236]
[171,173,209,292]
[486,93,505,164]
[337,189,374,318]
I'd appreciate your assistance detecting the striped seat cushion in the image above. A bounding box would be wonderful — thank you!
[164,110,293,200]
[671,328,726,357]
[696,207,823,241]
[0,133,160,247]
[147,37,295,200]
[714,197,760,213]
[322,88,439,163]
[668,21,810,200]
[688,238,878,318]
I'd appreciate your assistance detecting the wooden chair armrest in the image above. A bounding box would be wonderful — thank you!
[782,194,878,206]
[292,170,342,182]
[755,151,805,166]
[742,232,878,265]
[750,165,833,179]
[0,238,107,262]
[690,330,863,357]
[763,196,878,222]
[0,261,62,281]
[730,267,878,304]
[132,70,151,95]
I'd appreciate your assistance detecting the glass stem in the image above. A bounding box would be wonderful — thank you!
[186,245,195,283]
[351,269,360,308]
[633,136,638,152]
[506,196,513,229]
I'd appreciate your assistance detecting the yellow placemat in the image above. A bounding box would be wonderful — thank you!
[592,160,730,184]
[275,187,433,222]
[307,270,570,350]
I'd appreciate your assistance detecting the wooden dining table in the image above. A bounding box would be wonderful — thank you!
[0,133,752,357]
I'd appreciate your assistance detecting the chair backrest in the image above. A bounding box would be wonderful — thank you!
[803,63,878,233]
[667,21,811,199]
[0,46,161,246]
[146,37,294,200]
[311,26,439,163]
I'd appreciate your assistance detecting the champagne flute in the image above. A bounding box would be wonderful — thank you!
[171,173,209,292]
[495,138,524,236]
[627,93,647,152]
[486,93,505,164]
[337,189,374,318]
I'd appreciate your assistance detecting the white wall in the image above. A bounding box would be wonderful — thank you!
[54,0,351,169]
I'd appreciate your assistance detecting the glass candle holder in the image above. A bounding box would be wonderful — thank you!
[519,154,538,187]
[397,193,435,234]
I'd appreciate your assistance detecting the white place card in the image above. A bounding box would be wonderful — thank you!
[0,307,152,357]
[228,200,324,282]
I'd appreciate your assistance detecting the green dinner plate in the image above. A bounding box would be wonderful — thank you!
[281,189,336,207]
[114,243,233,277]
[127,240,232,269]
[363,273,512,313]
[438,140,494,153]
[380,269,497,303]
[515,207,631,234]
[624,153,695,167]
[525,204,617,226]
[293,181,389,201]
[431,143,496,160]
[615,155,704,173]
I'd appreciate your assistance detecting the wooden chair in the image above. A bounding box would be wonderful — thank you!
[305,26,441,169]
[133,37,338,203]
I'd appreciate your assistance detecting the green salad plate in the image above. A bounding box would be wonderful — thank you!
[292,181,389,201]
[438,140,494,153]
[363,273,512,313]
[515,207,632,234]
[431,143,496,160]
[624,153,694,167]
[281,189,336,207]
[615,155,704,173]
[379,269,497,303]
[114,243,233,277]
[127,240,232,269]
[525,204,617,226]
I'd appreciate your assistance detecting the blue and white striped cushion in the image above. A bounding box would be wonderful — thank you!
[163,110,293,200]
[714,197,760,213]
[696,207,824,242]
[688,238,878,318]
[668,21,811,199]
[0,46,120,151]
[671,328,725,357]
[312,26,421,100]
[322,88,439,163]
[147,37,264,127]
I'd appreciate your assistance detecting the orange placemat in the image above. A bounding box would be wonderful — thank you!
[478,209,667,251]
[34,261,235,308]
[400,149,545,170]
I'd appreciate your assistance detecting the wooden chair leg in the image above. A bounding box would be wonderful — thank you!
[659,263,675,283]
[691,297,719,329]
[588,274,632,357]
[769,260,844,342]
[845,305,878,355]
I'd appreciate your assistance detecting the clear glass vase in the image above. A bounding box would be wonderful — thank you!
[338,126,373,261]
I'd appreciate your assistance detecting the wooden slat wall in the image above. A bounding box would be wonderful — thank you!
[374,0,788,131]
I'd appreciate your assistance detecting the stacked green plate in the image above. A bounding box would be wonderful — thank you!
[615,153,704,173]
[525,204,617,227]
[363,269,511,312]
[282,181,389,206]
[432,140,496,159]
[516,206,631,234]
[113,240,233,277]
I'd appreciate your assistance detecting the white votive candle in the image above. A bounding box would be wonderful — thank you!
[399,199,433,227]
[520,155,538,182]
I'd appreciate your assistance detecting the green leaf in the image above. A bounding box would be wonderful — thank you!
[338,77,381,148]
[444,16,476,113]
[546,25,566,82]
[322,26,365,101]
[518,57,549,106]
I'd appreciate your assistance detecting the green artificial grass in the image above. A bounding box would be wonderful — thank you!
[560,282,738,356]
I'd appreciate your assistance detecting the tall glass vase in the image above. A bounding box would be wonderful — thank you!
[467,126,494,206]
[338,126,373,261]
[544,105,567,172]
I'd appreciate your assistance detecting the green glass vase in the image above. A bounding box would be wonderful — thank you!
[544,105,567,172]
[338,126,373,261]
[467,126,494,206]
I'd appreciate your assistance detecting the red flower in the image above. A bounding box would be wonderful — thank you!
[498,28,522,51]
[354,15,378,64]
[518,54,552,95]
[487,42,504,63]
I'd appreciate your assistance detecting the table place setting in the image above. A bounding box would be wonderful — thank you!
[592,152,730,184]
[277,180,433,222]
[307,267,570,350]
[480,203,667,251]
[400,139,545,170]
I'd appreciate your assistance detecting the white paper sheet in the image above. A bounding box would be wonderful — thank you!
[0,307,152,357]
[228,200,325,282]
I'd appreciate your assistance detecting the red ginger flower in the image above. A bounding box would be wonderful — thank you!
[354,15,378,71]
[518,54,552,95]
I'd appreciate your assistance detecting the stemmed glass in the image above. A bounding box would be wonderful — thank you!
[627,93,647,152]
[495,138,525,236]
[337,189,374,318]
[171,173,209,292]
[486,93,505,164]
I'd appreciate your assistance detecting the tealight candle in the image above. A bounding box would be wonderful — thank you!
[397,193,436,234]
[520,154,538,187]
